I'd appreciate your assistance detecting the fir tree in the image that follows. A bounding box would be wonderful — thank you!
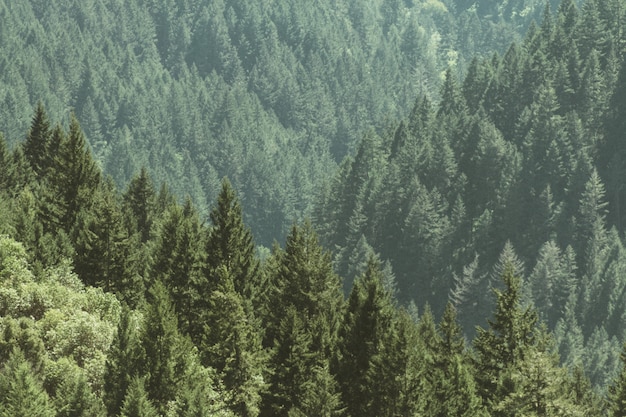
[103,307,145,417]
[123,167,156,243]
[22,101,52,180]
[119,377,159,417]
[608,344,626,416]
[0,348,55,417]
[204,178,260,303]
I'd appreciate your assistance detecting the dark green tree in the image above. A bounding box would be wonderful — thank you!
[0,348,55,417]
[336,256,403,417]
[123,167,156,244]
[44,114,100,233]
[151,199,204,337]
[141,280,183,410]
[204,178,260,304]
[473,244,538,406]
[22,102,52,180]
[118,377,159,417]
[201,265,266,417]
[607,343,626,416]
[52,371,106,417]
[103,307,145,417]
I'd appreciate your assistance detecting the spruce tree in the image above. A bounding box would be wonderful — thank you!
[103,307,145,417]
[23,101,52,180]
[123,167,156,243]
[336,256,403,417]
[44,114,100,233]
[118,377,159,417]
[0,348,55,417]
[473,244,537,406]
[270,220,343,356]
[141,280,185,411]
[201,265,265,417]
[608,344,626,416]
[204,178,260,303]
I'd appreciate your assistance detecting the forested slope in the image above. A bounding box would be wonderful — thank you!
[0,0,551,245]
[316,0,626,388]
[0,108,621,415]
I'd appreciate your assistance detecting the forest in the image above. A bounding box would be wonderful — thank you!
[3,0,626,415]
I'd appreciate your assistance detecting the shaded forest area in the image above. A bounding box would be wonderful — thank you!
[0,0,551,246]
[4,0,626,415]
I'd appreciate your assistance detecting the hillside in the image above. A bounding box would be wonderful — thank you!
[0,0,550,245]
[316,0,626,387]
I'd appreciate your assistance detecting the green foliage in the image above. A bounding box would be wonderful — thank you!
[2,3,626,416]
[0,348,55,417]
[119,377,159,417]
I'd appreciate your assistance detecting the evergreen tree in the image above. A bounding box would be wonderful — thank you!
[73,178,138,296]
[53,371,106,417]
[151,199,204,337]
[608,344,626,416]
[473,244,538,406]
[268,220,343,357]
[141,280,187,411]
[119,377,159,417]
[204,178,260,305]
[22,101,52,180]
[0,348,55,417]
[44,114,100,233]
[336,256,402,417]
[123,167,156,243]
[201,265,266,417]
[103,307,145,417]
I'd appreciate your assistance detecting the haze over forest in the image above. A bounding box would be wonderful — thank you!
[4,0,626,416]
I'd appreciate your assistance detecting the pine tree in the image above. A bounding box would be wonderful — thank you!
[336,256,401,417]
[22,102,52,180]
[53,371,106,417]
[268,220,343,357]
[473,244,537,406]
[119,377,159,417]
[103,307,145,417]
[44,114,100,233]
[73,178,136,294]
[0,348,55,417]
[151,200,204,337]
[204,178,260,305]
[123,167,156,243]
[608,344,626,416]
[201,265,266,417]
[141,280,186,411]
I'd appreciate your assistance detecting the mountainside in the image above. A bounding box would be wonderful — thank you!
[0,0,548,245]
[316,0,626,387]
[4,0,626,414]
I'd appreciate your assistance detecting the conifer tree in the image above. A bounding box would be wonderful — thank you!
[204,178,260,303]
[103,307,145,417]
[264,220,343,358]
[119,377,159,417]
[73,178,137,295]
[337,256,403,417]
[53,371,106,417]
[608,344,626,416]
[23,101,52,180]
[473,244,537,406]
[141,280,186,411]
[0,348,55,417]
[44,114,100,233]
[201,265,265,417]
[123,167,156,243]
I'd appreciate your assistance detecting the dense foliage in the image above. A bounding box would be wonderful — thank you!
[0,104,620,415]
[0,0,553,245]
[4,0,626,415]
[316,0,626,390]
